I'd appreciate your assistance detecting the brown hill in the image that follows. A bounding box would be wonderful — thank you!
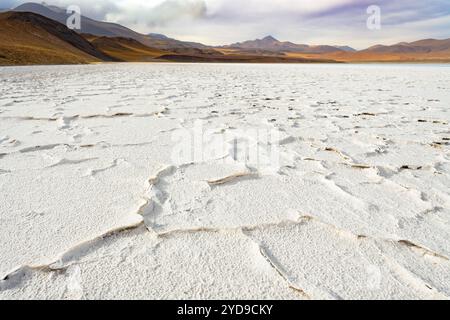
[363,38,450,54]
[83,35,169,62]
[0,11,114,65]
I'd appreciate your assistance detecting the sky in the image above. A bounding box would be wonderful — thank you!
[3,0,450,48]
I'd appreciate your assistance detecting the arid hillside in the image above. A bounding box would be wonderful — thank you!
[83,35,169,62]
[0,11,113,65]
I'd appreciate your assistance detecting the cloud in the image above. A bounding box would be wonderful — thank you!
[106,0,207,27]
[145,0,207,26]
[2,0,119,20]
[57,0,119,20]
[1,0,22,9]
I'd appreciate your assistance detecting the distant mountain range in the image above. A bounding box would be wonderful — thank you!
[0,2,449,65]
[224,35,355,54]
[334,46,357,52]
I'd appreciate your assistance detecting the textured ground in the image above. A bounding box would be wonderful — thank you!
[0,63,449,300]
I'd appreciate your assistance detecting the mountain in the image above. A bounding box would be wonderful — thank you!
[335,46,356,52]
[0,11,114,65]
[148,33,170,40]
[225,35,346,53]
[226,36,306,51]
[364,38,450,53]
[0,10,213,66]
[83,34,169,62]
[13,2,211,51]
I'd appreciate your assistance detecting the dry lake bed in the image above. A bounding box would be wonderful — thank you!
[0,63,449,299]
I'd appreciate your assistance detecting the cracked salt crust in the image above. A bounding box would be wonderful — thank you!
[0,63,449,299]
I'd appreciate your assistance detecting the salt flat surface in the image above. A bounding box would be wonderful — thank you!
[0,63,449,300]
